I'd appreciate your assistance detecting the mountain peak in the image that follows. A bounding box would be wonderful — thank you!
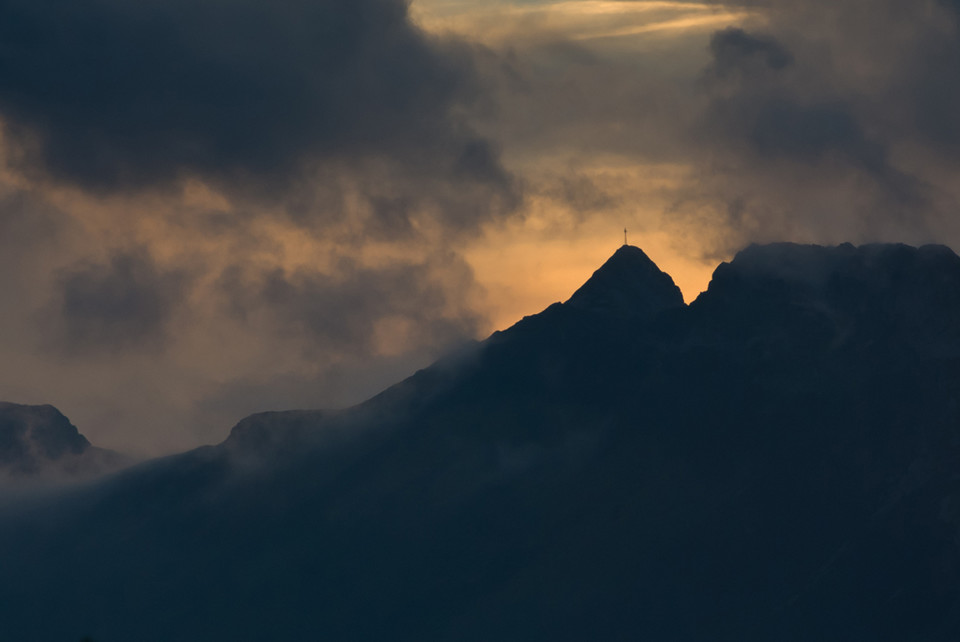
[565,244,684,317]
[0,402,131,482]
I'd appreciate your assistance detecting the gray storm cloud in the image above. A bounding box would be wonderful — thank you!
[0,0,501,195]
[217,253,483,359]
[47,249,191,355]
[683,0,960,249]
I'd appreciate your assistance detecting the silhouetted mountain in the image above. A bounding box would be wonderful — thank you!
[566,244,684,316]
[1,243,959,641]
[0,402,131,483]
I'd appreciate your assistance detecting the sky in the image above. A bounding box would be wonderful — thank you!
[1,0,959,455]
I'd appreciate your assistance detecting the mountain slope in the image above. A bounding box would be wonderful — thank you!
[1,242,959,641]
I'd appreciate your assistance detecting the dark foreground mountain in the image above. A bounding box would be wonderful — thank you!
[2,242,960,641]
[0,402,131,484]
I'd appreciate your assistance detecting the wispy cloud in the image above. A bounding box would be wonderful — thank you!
[413,0,755,44]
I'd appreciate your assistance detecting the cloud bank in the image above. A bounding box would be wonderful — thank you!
[0,0,501,193]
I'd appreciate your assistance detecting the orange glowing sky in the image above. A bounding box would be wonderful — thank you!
[412,0,759,327]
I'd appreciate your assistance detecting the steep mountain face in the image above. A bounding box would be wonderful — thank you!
[1,243,959,642]
[0,402,129,482]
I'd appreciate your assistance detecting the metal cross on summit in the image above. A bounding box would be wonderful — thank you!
[624,227,628,246]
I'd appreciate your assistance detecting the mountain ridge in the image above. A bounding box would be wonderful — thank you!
[224,240,960,457]
[0,401,132,483]
[1,241,959,641]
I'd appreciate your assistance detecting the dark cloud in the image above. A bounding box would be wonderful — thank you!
[0,188,68,258]
[703,29,889,174]
[218,254,482,358]
[0,189,71,323]
[48,249,190,355]
[681,2,960,246]
[551,174,618,216]
[747,102,877,167]
[903,19,960,155]
[708,28,793,75]
[0,0,513,215]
